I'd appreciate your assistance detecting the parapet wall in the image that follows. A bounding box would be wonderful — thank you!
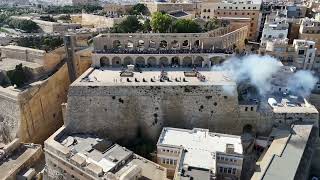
[65,82,241,142]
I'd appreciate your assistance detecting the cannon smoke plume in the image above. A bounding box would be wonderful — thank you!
[212,55,318,97]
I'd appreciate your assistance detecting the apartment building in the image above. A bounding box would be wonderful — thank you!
[156,127,243,180]
[299,18,320,50]
[201,0,262,40]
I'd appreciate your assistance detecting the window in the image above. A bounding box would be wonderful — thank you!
[232,168,236,174]
[217,12,220,14]
[167,149,169,152]
[242,12,245,15]
[229,158,233,162]
[224,12,226,15]
[174,160,177,165]
[219,167,223,173]
[225,157,229,161]
[247,13,250,15]
[208,9,211,12]
[298,50,305,55]
[166,159,170,164]
[229,7,232,9]
[236,7,238,9]
[253,7,256,9]
[243,7,245,9]
[221,157,225,161]
[308,59,311,63]
[235,12,237,15]
[170,159,173,165]
[218,6,220,9]
[228,168,232,174]
[252,18,254,20]
[224,7,226,9]
[229,12,231,15]
[234,159,237,163]
[224,96,227,99]
[217,156,220,160]
[245,107,248,111]
[162,158,165,164]
[203,9,207,12]
[224,168,228,173]
[253,13,255,15]
[248,7,251,9]
[251,107,254,111]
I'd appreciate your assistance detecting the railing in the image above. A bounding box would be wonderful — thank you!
[94,48,234,55]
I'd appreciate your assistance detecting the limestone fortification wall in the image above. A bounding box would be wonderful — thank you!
[0,89,21,143]
[65,80,241,142]
[0,51,92,144]
[81,13,124,28]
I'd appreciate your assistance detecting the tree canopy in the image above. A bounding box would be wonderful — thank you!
[7,64,33,88]
[151,12,173,33]
[128,3,148,15]
[44,5,102,14]
[111,16,142,33]
[6,18,39,33]
[172,19,201,33]
[204,17,221,31]
[17,36,63,51]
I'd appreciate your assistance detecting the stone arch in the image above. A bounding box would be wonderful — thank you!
[100,56,110,67]
[182,40,189,49]
[126,40,134,50]
[171,40,179,49]
[136,56,145,67]
[194,40,201,48]
[111,56,121,67]
[147,57,157,67]
[159,57,169,67]
[113,40,121,49]
[138,40,145,50]
[243,124,253,134]
[194,56,204,67]
[171,56,180,66]
[160,40,168,49]
[209,56,222,66]
[149,40,156,49]
[182,57,192,67]
[123,56,134,66]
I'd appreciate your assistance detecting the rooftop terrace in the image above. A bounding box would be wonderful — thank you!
[45,127,168,180]
[75,68,236,87]
[157,128,243,171]
[267,93,318,114]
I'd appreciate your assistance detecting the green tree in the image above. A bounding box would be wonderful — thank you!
[7,18,39,33]
[204,17,220,31]
[7,64,33,88]
[142,18,152,32]
[172,19,201,33]
[111,16,142,33]
[151,12,172,33]
[129,3,148,15]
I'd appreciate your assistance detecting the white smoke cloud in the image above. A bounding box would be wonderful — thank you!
[287,70,318,97]
[212,55,318,97]
[212,55,282,95]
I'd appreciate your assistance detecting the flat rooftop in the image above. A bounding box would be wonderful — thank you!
[0,58,43,72]
[267,93,318,114]
[75,68,236,86]
[0,144,42,179]
[51,127,167,180]
[252,124,314,180]
[157,128,243,171]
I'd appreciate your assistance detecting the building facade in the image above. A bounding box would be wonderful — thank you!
[200,0,262,40]
[44,126,168,180]
[156,127,243,179]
